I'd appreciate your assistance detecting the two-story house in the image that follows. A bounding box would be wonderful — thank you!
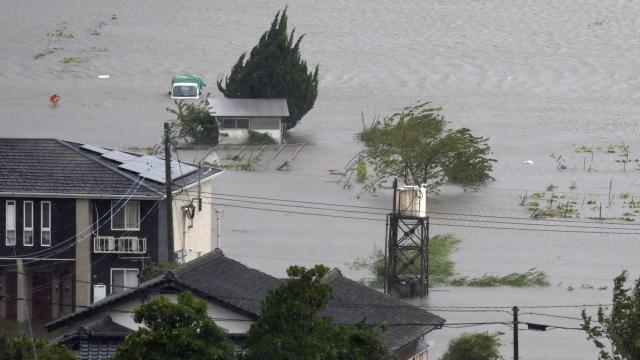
[0,138,222,325]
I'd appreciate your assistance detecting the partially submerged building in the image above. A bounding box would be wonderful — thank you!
[209,97,289,144]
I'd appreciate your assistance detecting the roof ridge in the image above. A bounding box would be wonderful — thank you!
[321,268,343,284]
[171,248,225,276]
[55,139,165,197]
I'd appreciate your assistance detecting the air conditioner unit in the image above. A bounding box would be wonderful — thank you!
[93,284,106,303]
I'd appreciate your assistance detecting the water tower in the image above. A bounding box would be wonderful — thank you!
[385,180,430,298]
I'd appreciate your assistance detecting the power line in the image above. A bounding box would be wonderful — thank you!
[206,191,640,228]
[205,193,640,232]
[204,200,640,235]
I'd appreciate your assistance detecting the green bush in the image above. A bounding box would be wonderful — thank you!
[245,130,276,145]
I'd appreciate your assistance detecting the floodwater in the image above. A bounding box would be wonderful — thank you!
[3,1,640,358]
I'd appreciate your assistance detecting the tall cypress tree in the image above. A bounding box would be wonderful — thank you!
[217,8,319,129]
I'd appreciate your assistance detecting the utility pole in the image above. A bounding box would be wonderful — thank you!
[164,123,174,261]
[513,306,519,360]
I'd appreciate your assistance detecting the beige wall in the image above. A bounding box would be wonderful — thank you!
[171,180,214,263]
[219,116,282,144]
[75,199,91,308]
[56,291,253,337]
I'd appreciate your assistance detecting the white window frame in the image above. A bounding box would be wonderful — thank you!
[110,268,139,294]
[41,201,51,247]
[23,201,34,246]
[6,200,16,246]
[111,201,140,231]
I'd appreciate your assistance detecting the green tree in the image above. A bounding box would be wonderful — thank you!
[355,234,459,288]
[581,271,640,360]
[217,8,319,129]
[244,265,334,359]
[357,101,495,193]
[112,292,234,360]
[0,331,76,360]
[244,265,393,360]
[138,261,179,282]
[168,98,218,145]
[332,322,393,360]
[441,333,503,360]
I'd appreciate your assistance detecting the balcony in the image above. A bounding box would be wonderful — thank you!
[93,236,146,254]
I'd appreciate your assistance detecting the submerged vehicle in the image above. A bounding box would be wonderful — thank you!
[169,73,206,99]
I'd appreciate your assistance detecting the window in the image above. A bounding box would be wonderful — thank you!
[6,201,16,246]
[221,118,249,129]
[23,201,33,246]
[111,268,139,294]
[111,201,140,230]
[41,201,51,246]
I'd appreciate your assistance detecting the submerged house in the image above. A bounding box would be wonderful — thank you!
[47,249,445,360]
[209,97,289,144]
[0,138,222,324]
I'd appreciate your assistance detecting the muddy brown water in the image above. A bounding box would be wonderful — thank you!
[3,1,640,358]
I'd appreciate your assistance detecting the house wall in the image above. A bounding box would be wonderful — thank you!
[54,290,254,338]
[172,180,214,263]
[75,199,91,308]
[0,198,75,258]
[90,199,160,300]
[217,116,282,144]
[0,198,76,323]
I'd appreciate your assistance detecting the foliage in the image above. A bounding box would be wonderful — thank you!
[354,234,460,288]
[356,235,549,288]
[441,332,503,360]
[244,265,393,360]
[139,261,179,282]
[168,98,218,145]
[581,271,640,360]
[0,331,77,360]
[331,322,393,360]
[245,130,276,145]
[356,158,367,183]
[449,269,550,287]
[244,265,334,359]
[357,101,495,193]
[112,292,234,360]
[217,8,319,129]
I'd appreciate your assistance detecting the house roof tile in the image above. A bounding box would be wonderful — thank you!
[47,249,444,351]
[0,138,221,199]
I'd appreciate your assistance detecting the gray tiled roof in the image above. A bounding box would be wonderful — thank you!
[209,98,289,117]
[172,249,280,316]
[56,317,131,360]
[0,138,221,199]
[323,272,444,350]
[48,250,444,351]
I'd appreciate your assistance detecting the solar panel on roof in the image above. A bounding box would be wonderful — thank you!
[117,155,198,184]
[102,151,138,163]
[80,144,109,154]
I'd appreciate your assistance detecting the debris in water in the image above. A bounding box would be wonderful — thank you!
[522,160,534,165]
[98,74,110,79]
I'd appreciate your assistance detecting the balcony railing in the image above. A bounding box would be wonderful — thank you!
[94,236,146,254]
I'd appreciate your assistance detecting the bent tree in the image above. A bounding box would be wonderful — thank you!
[355,101,495,193]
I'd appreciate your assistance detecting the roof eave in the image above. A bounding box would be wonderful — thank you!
[0,192,162,200]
